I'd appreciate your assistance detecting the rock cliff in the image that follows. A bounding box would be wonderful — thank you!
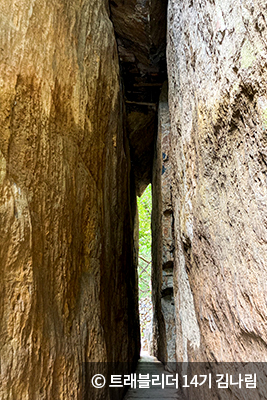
[167,0,267,363]
[0,1,139,399]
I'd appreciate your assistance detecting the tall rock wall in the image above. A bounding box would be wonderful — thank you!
[167,0,267,362]
[152,83,176,365]
[0,1,139,399]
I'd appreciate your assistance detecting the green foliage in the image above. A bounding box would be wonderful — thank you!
[137,184,152,300]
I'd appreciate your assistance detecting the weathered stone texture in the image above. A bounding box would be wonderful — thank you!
[152,83,176,365]
[0,1,139,399]
[110,0,167,76]
[159,86,176,365]
[167,0,267,363]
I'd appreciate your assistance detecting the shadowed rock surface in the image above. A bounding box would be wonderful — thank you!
[111,0,168,195]
[152,83,176,367]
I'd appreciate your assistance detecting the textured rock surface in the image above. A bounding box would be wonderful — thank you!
[152,84,176,365]
[110,0,168,196]
[110,0,167,77]
[0,1,139,399]
[159,86,176,365]
[167,0,267,364]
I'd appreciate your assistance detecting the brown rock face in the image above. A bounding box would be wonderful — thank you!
[167,0,267,363]
[0,1,139,399]
[110,0,167,76]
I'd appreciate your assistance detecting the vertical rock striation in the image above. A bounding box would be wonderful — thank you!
[152,83,176,365]
[167,0,267,362]
[0,1,139,399]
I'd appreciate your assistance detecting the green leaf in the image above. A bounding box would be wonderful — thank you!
[137,184,152,300]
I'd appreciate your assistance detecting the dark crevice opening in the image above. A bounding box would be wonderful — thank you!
[109,0,169,362]
[110,0,168,195]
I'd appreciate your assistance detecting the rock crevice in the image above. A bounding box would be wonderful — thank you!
[110,0,168,195]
